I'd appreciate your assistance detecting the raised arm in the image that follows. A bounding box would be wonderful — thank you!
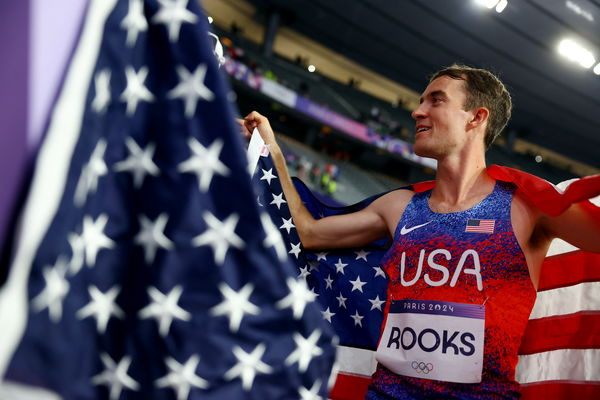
[240,111,411,250]
[539,201,600,253]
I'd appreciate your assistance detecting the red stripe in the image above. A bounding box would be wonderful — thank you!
[520,380,600,399]
[538,250,600,291]
[519,311,600,354]
[329,373,371,400]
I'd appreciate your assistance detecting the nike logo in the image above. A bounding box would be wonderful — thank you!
[400,221,432,235]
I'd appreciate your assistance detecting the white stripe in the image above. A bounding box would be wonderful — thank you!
[529,281,600,319]
[0,381,61,400]
[0,0,118,379]
[516,349,600,383]
[336,346,377,377]
[546,238,578,257]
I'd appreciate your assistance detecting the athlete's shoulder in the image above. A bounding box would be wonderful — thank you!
[376,187,415,205]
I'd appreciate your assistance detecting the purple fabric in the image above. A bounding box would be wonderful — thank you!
[0,1,29,250]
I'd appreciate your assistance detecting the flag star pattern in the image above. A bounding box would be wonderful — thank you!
[92,69,112,113]
[167,64,215,117]
[76,285,125,334]
[154,355,209,400]
[0,0,335,398]
[92,353,141,400]
[121,0,148,47]
[138,285,191,337]
[114,137,160,188]
[253,155,391,350]
[30,257,71,323]
[134,213,174,264]
[74,139,109,206]
[210,282,260,333]
[178,137,230,192]
[299,379,324,400]
[224,343,273,391]
[285,330,325,373]
[121,66,155,116]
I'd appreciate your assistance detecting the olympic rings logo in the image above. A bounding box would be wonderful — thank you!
[411,361,434,374]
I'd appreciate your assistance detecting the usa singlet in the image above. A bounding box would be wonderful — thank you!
[367,181,537,399]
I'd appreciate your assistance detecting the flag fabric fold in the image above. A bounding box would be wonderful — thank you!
[0,0,336,398]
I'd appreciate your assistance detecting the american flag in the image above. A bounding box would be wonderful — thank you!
[465,218,496,233]
[0,0,336,398]
[253,152,600,399]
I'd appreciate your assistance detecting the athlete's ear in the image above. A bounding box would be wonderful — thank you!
[467,107,489,131]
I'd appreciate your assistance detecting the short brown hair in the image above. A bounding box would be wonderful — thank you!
[430,64,512,149]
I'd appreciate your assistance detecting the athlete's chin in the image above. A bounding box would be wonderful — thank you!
[413,144,437,159]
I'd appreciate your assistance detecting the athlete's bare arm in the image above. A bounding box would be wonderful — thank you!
[512,189,600,288]
[240,111,414,250]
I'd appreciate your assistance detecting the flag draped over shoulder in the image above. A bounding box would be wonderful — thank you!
[253,150,600,399]
[0,0,336,399]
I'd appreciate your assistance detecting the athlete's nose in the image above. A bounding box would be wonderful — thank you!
[412,103,426,120]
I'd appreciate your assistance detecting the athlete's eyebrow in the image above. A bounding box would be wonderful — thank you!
[419,90,448,104]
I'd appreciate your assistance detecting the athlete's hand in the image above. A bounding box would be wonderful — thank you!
[240,111,277,145]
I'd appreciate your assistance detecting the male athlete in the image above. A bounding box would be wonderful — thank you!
[241,65,600,398]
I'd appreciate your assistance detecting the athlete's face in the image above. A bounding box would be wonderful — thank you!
[411,76,475,159]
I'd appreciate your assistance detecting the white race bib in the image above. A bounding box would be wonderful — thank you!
[375,299,485,383]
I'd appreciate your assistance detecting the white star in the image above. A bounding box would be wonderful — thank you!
[369,296,386,311]
[355,250,370,262]
[349,275,367,293]
[92,353,140,400]
[68,232,85,275]
[77,285,124,334]
[31,257,70,322]
[285,330,323,373]
[168,64,214,118]
[121,0,148,47]
[139,286,191,337]
[276,278,317,319]
[81,214,114,268]
[152,0,198,42]
[298,265,310,280]
[324,275,334,290]
[114,137,160,188]
[336,293,347,309]
[224,343,273,391]
[279,217,295,234]
[135,213,174,264]
[91,69,111,113]
[260,213,287,261]
[192,212,244,265]
[315,252,328,261]
[320,307,335,323]
[120,66,154,116]
[334,258,348,275]
[260,168,277,185]
[270,192,287,209]
[155,355,208,400]
[210,283,259,332]
[308,260,319,272]
[289,242,302,259]
[178,137,230,192]
[373,266,386,278]
[299,380,323,400]
[350,310,364,327]
[74,140,108,206]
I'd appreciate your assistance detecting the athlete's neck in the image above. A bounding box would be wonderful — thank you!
[431,153,494,211]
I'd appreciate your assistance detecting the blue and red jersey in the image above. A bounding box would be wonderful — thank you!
[368,181,536,399]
